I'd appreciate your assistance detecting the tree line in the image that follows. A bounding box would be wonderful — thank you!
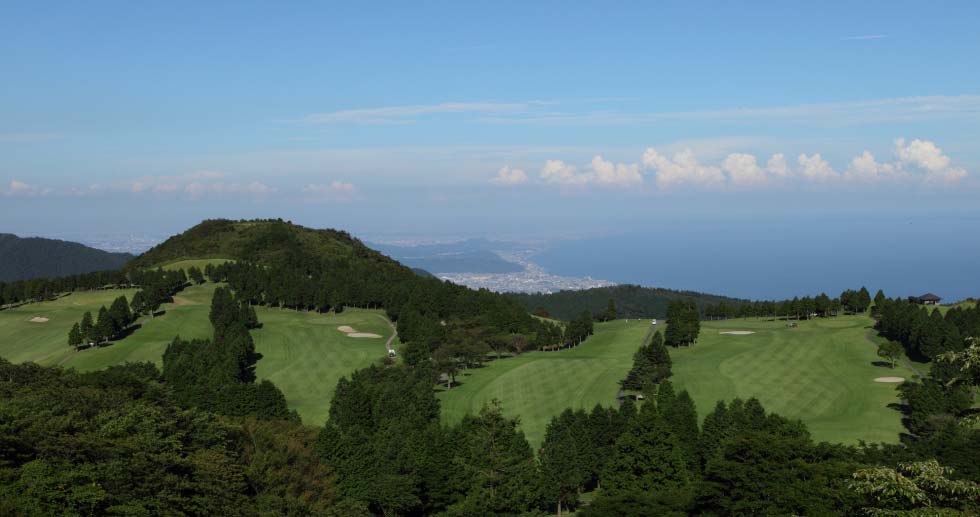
[704,286,873,320]
[162,286,294,421]
[875,297,979,361]
[621,330,672,394]
[319,356,980,515]
[0,269,129,309]
[65,268,191,349]
[0,358,344,515]
[665,300,701,346]
[208,258,597,388]
[510,283,747,321]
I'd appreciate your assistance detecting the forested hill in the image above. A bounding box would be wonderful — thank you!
[128,218,562,366]
[0,233,133,282]
[128,218,401,270]
[509,284,747,320]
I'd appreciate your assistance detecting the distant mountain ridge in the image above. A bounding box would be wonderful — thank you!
[509,284,748,320]
[0,233,134,282]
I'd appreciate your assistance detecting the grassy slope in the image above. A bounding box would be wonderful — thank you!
[671,316,911,444]
[159,258,233,271]
[64,283,219,371]
[252,307,397,426]
[0,281,393,426]
[0,289,138,366]
[438,319,652,448]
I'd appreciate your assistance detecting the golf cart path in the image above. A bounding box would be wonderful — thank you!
[374,314,398,352]
[864,330,926,379]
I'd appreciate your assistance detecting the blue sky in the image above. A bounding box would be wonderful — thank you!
[2,1,979,240]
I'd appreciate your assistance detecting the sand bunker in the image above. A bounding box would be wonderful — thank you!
[874,377,905,383]
[719,331,755,335]
[337,326,383,339]
[29,317,49,323]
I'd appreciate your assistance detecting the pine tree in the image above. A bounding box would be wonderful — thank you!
[599,402,694,512]
[602,298,617,322]
[68,322,82,349]
[541,409,592,516]
[450,401,540,515]
[80,310,93,338]
[857,287,872,313]
[130,290,146,316]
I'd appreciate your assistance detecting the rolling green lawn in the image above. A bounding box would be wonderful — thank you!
[438,319,653,448]
[63,283,219,371]
[671,316,912,444]
[252,307,397,426]
[3,285,916,445]
[0,281,394,427]
[0,289,138,366]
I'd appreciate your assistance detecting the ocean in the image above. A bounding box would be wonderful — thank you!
[530,217,979,302]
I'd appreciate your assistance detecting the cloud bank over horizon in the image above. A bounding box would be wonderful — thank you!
[492,138,970,191]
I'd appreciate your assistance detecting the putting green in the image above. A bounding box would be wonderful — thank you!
[438,319,653,448]
[251,306,398,426]
[671,316,912,444]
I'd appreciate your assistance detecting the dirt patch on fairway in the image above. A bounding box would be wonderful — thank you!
[719,331,755,335]
[170,296,195,306]
[874,376,905,383]
[29,317,49,323]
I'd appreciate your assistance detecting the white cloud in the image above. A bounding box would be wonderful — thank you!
[539,160,591,186]
[766,153,790,177]
[131,170,226,194]
[2,179,50,196]
[797,153,839,182]
[843,151,903,183]
[722,153,768,187]
[302,181,358,201]
[895,138,950,171]
[894,138,968,184]
[82,171,278,200]
[590,155,643,187]
[306,101,536,124]
[642,148,725,189]
[490,166,528,185]
[537,156,644,188]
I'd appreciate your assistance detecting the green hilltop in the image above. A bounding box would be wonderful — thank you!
[127,218,402,270]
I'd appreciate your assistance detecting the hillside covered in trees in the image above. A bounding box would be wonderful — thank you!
[510,284,746,320]
[0,233,133,282]
[2,218,979,514]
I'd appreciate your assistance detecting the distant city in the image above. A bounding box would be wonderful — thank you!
[371,239,617,294]
[435,250,616,294]
[36,231,612,294]
[42,233,164,255]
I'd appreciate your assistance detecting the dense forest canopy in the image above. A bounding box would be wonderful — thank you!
[509,284,746,320]
[0,233,132,282]
[1,219,979,514]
